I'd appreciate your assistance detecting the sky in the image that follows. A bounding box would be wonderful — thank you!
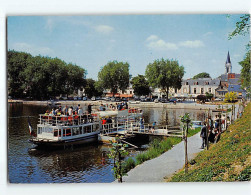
[7,14,250,80]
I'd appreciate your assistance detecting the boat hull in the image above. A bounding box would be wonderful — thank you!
[30,133,98,148]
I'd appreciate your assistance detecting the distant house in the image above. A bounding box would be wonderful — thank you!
[176,78,220,97]
[228,85,246,98]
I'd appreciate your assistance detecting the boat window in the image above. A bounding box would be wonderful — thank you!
[44,127,53,133]
[93,124,99,132]
[72,127,80,135]
[38,127,42,134]
[79,126,83,134]
[63,128,71,136]
[54,129,61,137]
[84,126,92,133]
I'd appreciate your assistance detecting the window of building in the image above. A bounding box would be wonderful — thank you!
[186,82,188,85]
[194,88,196,94]
[208,88,211,93]
[201,88,204,94]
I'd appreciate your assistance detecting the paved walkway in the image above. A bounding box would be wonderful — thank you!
[122,132,203,182]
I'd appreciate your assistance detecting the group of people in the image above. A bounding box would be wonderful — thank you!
[200,117,223,149]
[98,102,129,111]
[45,104,84,116]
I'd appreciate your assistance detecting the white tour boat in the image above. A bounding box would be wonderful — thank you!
[29,113,100,147]
[29,107,143,148]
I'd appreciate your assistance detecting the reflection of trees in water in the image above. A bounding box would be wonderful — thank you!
[141,107,206,127]
[29,145,113,182]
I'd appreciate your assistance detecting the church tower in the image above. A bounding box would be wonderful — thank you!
[225,51,232,74]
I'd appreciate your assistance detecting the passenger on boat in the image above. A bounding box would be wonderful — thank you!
[102,118,107,125]
[125,102,128,109]
[106,117,112,129]
[117,103,122,111]
[50,108,56,116]
[78,104,83,116]
[62,105,68,115]
[140,117,144,130]
[45,110,50,115]
[68,106,73,115]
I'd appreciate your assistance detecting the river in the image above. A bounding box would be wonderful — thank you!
[8,103,206,183]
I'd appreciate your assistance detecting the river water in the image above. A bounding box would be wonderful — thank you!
[8,103,206,183]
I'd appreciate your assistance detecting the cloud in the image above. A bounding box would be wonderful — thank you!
[146,35,159,42]
[94,25,114,34]
[179,40,205,48]
[203,32,213,37]
[146,35,204,50]
[147,39,178,50]
[12,42,54,56]
[146,35,178,50]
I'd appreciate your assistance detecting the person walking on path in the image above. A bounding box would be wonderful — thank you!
[200,122,207,149]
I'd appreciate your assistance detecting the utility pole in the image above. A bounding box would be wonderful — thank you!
[184,122,188,174]
[206,109,210,150]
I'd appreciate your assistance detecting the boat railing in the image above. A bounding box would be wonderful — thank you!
[39,113,99,126]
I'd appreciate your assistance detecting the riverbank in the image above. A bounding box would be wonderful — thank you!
[167,102,251,182]
[9,99,224,110]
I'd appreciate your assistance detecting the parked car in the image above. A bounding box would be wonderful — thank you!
[169,98,177,102]
[115,97,121,102]
[83,97,88,101]
[91,97,96,101]
[121,98,128,102]
[110,97,116,102]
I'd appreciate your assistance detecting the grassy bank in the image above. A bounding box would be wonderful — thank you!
[167,102,251,182]
[122,127,201,174]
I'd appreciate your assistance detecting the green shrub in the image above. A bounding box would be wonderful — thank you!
[122,157,136,174]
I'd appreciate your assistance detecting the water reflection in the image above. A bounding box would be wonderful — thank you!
[142,107,205,126]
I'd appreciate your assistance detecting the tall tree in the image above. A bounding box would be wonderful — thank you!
[97,61,130,96]
[7,50,86,100]
[84,78,103,98]
[145,59,184,99]
[7,50,32,98]
[193,72,211,79]
[239,51,250,91]
[131,75,150,96]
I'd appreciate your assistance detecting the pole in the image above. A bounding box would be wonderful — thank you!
[206,109,210,150]
[184,122,188,174]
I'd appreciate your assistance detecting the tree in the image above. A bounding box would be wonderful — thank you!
[7,50,86,100]
[97,61,130,96]
[192,72,211,79]
[228,14,250,40]
[224,92,237,103]
[131,75,150,96]
[108,136,128,183]
[197,95,206,103]
[205,92,214,101]
[180,113,192,174]
[84,78,103,98]
[239,51,250,91]
[7,50,32,98]
[145,58,184,99]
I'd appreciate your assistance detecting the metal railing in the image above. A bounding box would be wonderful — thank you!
[99,120,183,137]
[39,113,99,126]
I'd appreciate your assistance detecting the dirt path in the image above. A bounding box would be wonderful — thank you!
[122,132,203,182]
